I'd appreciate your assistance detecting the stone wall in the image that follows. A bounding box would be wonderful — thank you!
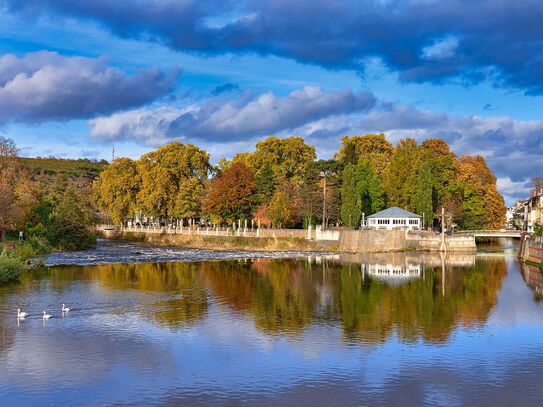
[519,235,543,266]
[338,230,476,253]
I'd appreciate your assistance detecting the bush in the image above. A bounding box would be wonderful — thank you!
[0,252,23,284]
[535,222,543,237]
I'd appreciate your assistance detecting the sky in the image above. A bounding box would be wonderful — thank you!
[0,0,542,204]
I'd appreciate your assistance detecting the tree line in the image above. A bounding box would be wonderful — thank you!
[95,134,506,230]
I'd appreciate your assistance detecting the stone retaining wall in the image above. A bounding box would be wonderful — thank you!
[520,235,543,266]
[338,230,476,253]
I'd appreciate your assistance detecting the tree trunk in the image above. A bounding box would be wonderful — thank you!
[0,229,5,242]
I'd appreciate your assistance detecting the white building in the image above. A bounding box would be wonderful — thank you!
[366,207,422,230]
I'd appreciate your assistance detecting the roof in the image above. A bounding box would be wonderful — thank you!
[367,206,421,219]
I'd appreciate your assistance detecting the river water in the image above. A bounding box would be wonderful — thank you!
[1,240,542,406]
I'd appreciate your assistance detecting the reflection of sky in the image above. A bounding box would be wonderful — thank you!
[1,255,543,406]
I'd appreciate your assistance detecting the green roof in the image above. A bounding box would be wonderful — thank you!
[367,207,421,219]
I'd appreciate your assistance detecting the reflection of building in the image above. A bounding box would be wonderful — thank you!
[363,263,421,282]
[366,207,421,230]
[520,263,543,297]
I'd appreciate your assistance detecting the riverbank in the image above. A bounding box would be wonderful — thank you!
[0,241,46,284]
[97,228,477,254]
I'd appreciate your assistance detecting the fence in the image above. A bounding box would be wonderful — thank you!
[100,224,341,241]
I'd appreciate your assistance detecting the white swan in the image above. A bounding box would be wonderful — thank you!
[61,304,71,313]
[17,309,28,319]
[42,311,52,320]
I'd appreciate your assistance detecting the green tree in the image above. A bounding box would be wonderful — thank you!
[412,161,433,228]
[384,138,421,209]
[355,160,385,216]
[341,164,361,227]
[48,186,97,250]
[255,163,278,204]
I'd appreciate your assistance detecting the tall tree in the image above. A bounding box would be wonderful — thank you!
[336,134,393,182]
[203,162,256,224]
[137,142,210,221]
[412,161,434,228]
[384,138,421,209]
[255,163,278,204]
[419,138,457,212]
[457,155,506,230]
[341,164,361,227]
[0,137,19,241]
[94,157,140,225]
[251,136,316,185]
[355,160,385,216]
[268,190,293,228]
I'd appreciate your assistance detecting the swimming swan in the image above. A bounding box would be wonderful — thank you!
[42,311,52,320]
[61,304,71,313]
[17,309,28,319]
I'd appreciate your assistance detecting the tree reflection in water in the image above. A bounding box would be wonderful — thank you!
[7,253,507,344]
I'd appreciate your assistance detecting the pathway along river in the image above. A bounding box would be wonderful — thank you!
[1,239,542,406]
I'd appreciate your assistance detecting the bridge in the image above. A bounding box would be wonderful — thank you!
[455,230,525,238]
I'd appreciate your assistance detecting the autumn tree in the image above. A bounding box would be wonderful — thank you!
[336,134,393,182]
[137,142,210,221]
[247,136,316,186]
[0,137,19,241]
[457,155,506,230]
[94,157,140,225]
[203,162,256,224]
[419,138,457,211]
[268,190,293,228]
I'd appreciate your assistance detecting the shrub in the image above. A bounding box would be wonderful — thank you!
[535,222,543,237]
[0,252,23,284]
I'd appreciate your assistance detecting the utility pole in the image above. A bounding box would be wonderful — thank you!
[440,207,446,252]
[320,170,328,229]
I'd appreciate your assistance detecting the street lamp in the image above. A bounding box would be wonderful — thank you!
[320,170,330,229]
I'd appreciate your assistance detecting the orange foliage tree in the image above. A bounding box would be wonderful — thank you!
[203,162,256,224]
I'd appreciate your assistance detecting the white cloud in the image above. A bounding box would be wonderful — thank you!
[421,36,459,61]
[0,51,178,124]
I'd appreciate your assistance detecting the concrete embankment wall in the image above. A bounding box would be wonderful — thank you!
[519,235,543,266]
[99,227,475,253]
[339,230,476,253]
[98,229,334,252]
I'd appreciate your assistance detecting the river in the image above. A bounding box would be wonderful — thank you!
[0,239,542,406]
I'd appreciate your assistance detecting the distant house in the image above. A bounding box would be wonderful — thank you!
[525,186,542,232]
[366,207,422,230]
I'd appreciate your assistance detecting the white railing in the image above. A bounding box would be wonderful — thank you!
[98,224,342,241]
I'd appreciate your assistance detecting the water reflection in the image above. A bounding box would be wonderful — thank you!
[5,252,507,345]
[520,263,543,301]
[2,248,543,407]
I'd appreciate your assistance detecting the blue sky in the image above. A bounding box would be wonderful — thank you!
[0,1,542,204]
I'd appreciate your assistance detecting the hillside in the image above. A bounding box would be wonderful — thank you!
[16,157,108,179]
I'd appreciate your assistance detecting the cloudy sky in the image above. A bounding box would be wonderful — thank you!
[0,0,542,204]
